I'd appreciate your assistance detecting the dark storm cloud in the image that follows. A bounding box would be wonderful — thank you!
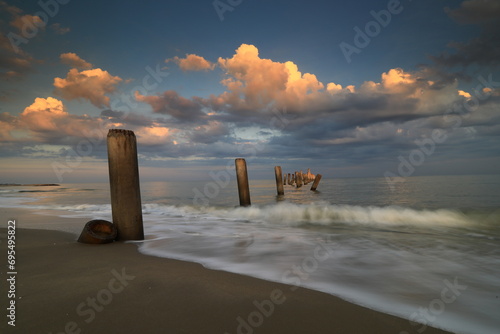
[431,31,500,68]
[135,90,205,122]
[445,0,500,24]
[432,1,500,69]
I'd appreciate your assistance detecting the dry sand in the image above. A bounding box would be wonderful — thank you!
[0,208,453,334]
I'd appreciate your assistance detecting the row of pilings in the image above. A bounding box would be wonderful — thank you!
[273,166,322,196]
[83,129,323,243]
[233,160,322,206]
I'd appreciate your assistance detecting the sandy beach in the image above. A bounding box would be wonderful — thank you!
[0,208,453,334]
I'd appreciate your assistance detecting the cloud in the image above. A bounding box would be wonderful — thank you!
[202,43,335,116]
[431,0,500,69]
[446,0,500,24]
[0,4,37,80]
[20,97,68,134]
[9,14,45,31]
[60,53,93,69]
[53,68,123,108]
[208,45,450,126]
[135,125,174,146]
[0,1,22,16]
[142,45,479,143]
[0,96,180,152]
[128,44,499,169]
[17,97,107,143]
[169,54,215,71]
[135,90,205,121]
[2,40,499,174]
[208,46,492,160]
[430,32,500,68]
[51,23,70,35]
[0,112,17,142]
[0,34,35,79]
[214,44,289,111]
[22,96,66,116]
[188,121,229,144]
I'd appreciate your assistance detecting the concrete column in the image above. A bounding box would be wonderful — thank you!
[275,166,284,196]
[235,158,251,206]
[296,171,302,188]
[107,129,144,240]
[310,174,322,191]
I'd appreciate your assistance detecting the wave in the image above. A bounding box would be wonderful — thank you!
[141,202,476,230]
[0,192,482,229]
[226,202,472,227]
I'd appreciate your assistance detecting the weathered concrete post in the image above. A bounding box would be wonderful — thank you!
[310,174,322,191]
[287,173,291,185]
[235,158,251,206]
[296,171,303,188]
[274,166,285,196]
[107,129,144,240]
[306,168,313,183]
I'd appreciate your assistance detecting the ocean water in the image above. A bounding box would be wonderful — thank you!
[1,175,499,334]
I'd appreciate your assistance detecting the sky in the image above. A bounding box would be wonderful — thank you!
[1,0,500,183]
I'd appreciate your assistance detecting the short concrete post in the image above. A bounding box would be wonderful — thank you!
[296,171,302,188]
[287,173,291,185]
[235,158,251,206]
[310,174,322,191]
[275,166,284,196]
[107,129,144,240]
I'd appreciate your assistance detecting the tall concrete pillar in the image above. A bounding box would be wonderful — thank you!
[107,129,144,240]
[235,158,251,207]
[274,166,284,196]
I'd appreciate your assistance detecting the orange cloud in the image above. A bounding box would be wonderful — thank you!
[54,68,122,108]
[217,44,288,108]
[214,44,339,111]
[169,54,215,71]
[9,14,45,31]
[0,112,17,142]
[19,97,107,142]
[135,126,174,146]
[60,53,92,69]
[21,97,68,132]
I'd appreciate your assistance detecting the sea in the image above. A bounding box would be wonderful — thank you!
[1,174,499,334]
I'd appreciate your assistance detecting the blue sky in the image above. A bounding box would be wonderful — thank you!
[1,0,499,183]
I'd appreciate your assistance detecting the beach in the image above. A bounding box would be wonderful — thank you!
[0,207,454,334]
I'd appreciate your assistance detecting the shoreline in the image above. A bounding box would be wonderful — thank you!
[0,208,454,333]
